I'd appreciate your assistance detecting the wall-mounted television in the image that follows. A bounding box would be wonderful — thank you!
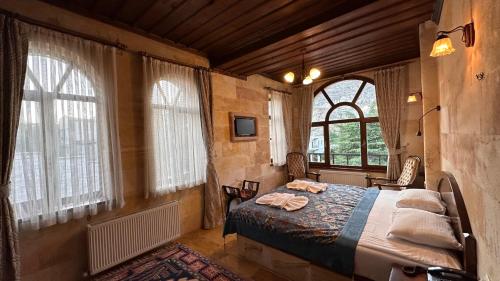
[229,113,258,142]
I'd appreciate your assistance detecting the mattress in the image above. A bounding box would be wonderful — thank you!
[355,190,462,281]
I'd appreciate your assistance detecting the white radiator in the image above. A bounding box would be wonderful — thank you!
[87,201,180,275]
[319,170,369,187]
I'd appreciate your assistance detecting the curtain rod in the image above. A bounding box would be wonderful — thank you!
[0,10,204,71]
[0,10,249,80]
[264,87,292,95]
[140,52,246,80]
[0,8,127,50]
[138,51,209,71]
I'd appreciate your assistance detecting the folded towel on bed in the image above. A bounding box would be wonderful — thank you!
[255,193,309,211]
[286,180,328,193]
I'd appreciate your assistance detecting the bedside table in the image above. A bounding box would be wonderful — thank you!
[390,265,426,281]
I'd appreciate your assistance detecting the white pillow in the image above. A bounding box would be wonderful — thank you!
[387,208,463,251]
[396,189,446,214]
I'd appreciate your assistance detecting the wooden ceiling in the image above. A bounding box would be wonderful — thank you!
[40,0,435,82]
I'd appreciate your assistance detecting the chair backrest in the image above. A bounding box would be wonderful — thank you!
[397,156,421,186]
[242,180,260,193]
[286,152,307,179]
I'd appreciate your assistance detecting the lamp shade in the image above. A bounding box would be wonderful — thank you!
[430,35,456,57]
[284,72,295,83]
[407,94,418,103]
[309,68,321,79]
[302,76,313,85]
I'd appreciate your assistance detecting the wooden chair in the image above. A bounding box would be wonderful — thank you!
[366,156,421,190]
[286,152,320,182]
[240,180,260,201]
[223,180,260,217]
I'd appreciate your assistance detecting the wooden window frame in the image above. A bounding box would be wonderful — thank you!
[309,76,387,172]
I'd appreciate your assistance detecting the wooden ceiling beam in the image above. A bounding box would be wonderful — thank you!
[144,0,188,32]
[216,0,432,70]
[38,0,434,80]
[253,32,417,75]
[111,0,129,20]
[307,43,419,72]
[268,41,418,80]
[162,0,237,39]
[193,0,296,50]
[150,0,215,35]
[230,11,427,73]
[317,51,419,79]
[178,0,271,46]
[230,10,428,74]
[199,0,365,53]
[130,0,161,26]
[39,0,206,57]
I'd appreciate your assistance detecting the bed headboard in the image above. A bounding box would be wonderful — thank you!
[436,172,477,276]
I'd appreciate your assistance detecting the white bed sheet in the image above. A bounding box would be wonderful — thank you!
[354,190,462,281]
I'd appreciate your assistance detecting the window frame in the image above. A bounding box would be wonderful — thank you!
[149,78,207,193]
[309,76,387,172]
[12,55,105,208]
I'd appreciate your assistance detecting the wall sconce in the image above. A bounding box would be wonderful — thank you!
[407,92,422,103]
[430,23,475,57]
[416,105,441,136]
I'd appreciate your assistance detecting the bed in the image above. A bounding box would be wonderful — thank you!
[223,172,476,281]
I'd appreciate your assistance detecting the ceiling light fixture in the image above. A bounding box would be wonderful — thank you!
[284,72,295,83]
[283,53,321,85]
[430,23,475,57]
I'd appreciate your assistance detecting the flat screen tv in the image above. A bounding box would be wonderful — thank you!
[229,113,258,142]
[235,117,256,137]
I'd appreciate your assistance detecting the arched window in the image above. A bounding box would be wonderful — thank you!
[12,54,106,223]
[148,76,206,195]
[308,77,388,170]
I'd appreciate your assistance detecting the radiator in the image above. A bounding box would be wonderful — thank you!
[87,201,180,275]
[319,170,369,187]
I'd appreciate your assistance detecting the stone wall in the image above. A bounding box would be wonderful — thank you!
[0,1,289,280]
[212,73,290,194]
[421,0,500,280]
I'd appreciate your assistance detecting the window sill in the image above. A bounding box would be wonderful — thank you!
[309,164,386,173]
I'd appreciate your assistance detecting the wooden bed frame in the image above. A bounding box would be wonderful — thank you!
[235,172,476,281]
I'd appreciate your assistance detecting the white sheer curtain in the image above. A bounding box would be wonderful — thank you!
[269,90,288,166]
[10,25,124,230]
[143,57,206,197]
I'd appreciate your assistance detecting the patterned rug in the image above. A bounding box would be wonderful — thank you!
[93,243,245,281]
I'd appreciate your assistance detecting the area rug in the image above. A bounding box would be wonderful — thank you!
[93,243,245,281]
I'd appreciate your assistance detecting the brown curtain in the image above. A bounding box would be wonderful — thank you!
[281,93,293,153]
[0,15,28,281]
[374,66,407,180]
[297,85,313,164]
[196,69,223,229]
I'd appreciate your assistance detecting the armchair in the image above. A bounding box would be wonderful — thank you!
[286,152,320,182]
[366,156,421,190]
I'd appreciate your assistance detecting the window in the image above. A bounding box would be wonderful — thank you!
[11,54,118,227]
[308,77,388,170]
[269,91,287,166]
[144,58,207,196]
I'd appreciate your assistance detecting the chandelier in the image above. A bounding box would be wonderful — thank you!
[283,53,320,85]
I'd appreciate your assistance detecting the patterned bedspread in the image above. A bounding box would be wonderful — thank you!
[223,184,379,277]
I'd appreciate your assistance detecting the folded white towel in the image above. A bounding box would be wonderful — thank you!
[286,180,328,193]
[256,193,309,211]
